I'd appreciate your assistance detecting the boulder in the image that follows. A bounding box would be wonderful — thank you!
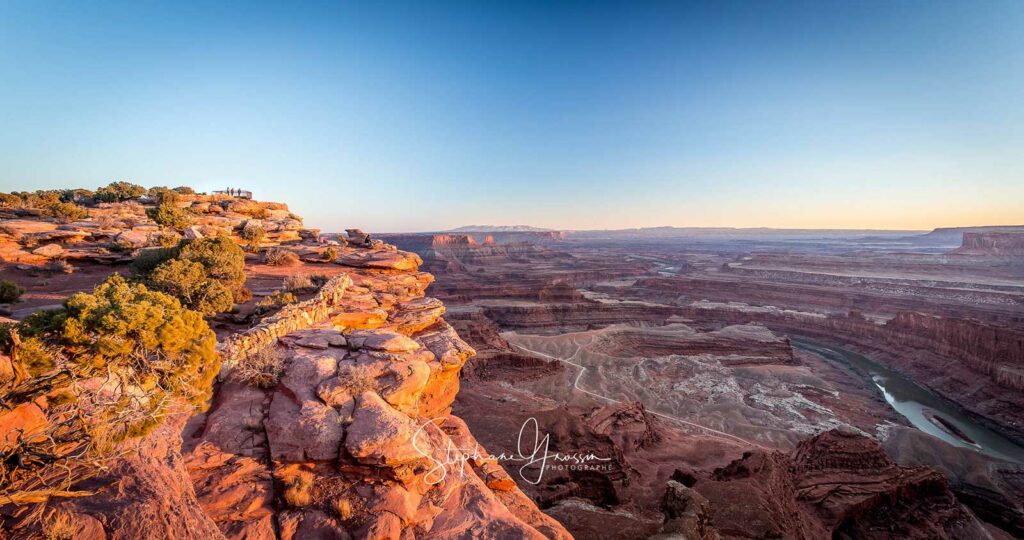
[266,396,344,462]
[115,229,152,248]
[346,330,420,353]
[379,360,431,414]
[332,309,388,330]
[344,392,425,467]
[31,243,65,258]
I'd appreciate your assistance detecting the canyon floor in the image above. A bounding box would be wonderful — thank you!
[384,227,1024,539]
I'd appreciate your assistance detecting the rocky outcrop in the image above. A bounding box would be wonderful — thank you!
[953,232,1024,256]
[218,274,352,368]
[696,429,991,539]
[59,412,225,540]
[185,240,571,539]
[0,193,319,269]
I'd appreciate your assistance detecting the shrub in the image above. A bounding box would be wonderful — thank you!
[234,346,283,389]
[147,202,192,229]
[334,498,353,520]
[310,274,330,288]
[178,236,246,296]
[131,246,177,275]
[146,259,233,315]
[43,508,76,540]
[0,192,21,207]
[48,201,89,221]
[322,247,338,261]
[132,237,246,315]
[60,188,94,204]
[94,181,146,203]
[16,335,57,376]
[0,280,25,303]
[155,233,180,248]
[45,260,74,274]
[172,186,195,195]
[283,274,315,293]
[256,290,297,312]
[264,248,299,267]
[147,186,180,204]
[234,286,254,304]
[240,222,266,252]
[282,469,314,508]
[20,275,219,436]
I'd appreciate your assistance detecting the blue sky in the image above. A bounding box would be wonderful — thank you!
[1,1,1022,232]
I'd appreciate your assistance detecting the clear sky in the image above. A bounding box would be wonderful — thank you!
[1,1,1022,232]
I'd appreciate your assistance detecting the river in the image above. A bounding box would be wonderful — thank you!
[792,338,1024,464]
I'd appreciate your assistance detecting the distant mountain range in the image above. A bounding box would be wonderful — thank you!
[447,225,553,232]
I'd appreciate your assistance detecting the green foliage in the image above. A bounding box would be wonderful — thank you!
[254,290,297,316]
[155,233,180,248]
[94,181,146,203]
[240,222,266,252]
[147,259,233,315]
[49,201,89,221]
[60,188,95,203]
[132,236,246,315]
[0,192,21,207]
[147,202,192,228]
[28,275,220,432]
[178,236,246,296]
[322,247,338,261]
[131,246,177,275]
[0,190,89,220]
[17,336,56,376]
[147,186,181,204]
[0,280,25,303]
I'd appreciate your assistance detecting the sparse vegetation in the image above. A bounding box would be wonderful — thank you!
[155,233,180,248]
[94,181,146,203]
[264,248,299,267]
[42,508,76,540]
[0,191,89,221]
[322,247,338,261]
[0,279,25,303]
[255,290,297,314]
[147,201,192,229]
[283,274,315,293]
[19,275,219,422]
[334,498,353,520]
[48,201,89,221]
[0,275,219,519]
[45,260,74,275]
[281,469,314,508]
[234,346,284,389]
[240,222,266,252]
[0,192,22,207]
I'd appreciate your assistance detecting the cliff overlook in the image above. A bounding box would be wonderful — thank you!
[0,183,568,539]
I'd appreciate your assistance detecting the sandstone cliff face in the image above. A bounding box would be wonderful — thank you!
[885,312,1024,390]
[953,232,1024,256]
